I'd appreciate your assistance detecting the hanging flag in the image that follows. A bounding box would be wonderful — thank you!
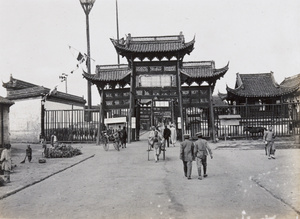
[77,52,85,63]
[68,45,95,74]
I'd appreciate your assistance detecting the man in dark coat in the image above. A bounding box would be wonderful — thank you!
[180,134,194,179]
[163,125,171,148]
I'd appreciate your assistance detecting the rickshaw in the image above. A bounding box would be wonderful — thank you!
[99,131,120,151]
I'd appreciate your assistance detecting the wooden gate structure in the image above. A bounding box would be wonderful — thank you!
[83,33,229,142]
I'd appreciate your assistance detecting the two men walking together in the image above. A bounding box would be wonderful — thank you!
[180,132,213,180]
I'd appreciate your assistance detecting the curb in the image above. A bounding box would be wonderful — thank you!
[252,178,300,215]
[0,154,95,200]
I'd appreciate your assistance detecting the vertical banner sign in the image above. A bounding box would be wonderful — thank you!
[131,117,136,129]
[177,117,181,129]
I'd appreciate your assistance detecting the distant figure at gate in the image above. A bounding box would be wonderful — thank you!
[170,124,177,147]
[163,125,171,148]
[51,132,58,147]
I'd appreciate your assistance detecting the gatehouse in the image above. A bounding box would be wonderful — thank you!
[83,32,229,142]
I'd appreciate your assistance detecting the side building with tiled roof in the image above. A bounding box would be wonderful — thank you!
[2,75,86,143]
[280,73,300,103]
[221,72,299,105]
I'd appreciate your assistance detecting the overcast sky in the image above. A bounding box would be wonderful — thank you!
[1,0,300,105]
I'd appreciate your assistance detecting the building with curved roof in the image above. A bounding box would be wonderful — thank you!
[220,72,299,105]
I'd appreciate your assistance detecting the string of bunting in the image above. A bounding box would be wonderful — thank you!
[68,45,95,74]
[42,46,96,101]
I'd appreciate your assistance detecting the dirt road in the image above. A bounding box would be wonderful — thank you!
[0,138,299,219]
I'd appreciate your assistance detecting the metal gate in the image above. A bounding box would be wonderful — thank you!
[44,109,100,143]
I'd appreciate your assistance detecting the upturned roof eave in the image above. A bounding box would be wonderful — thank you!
[83,71,131,83]
[110,38,195,56]
[180,62,229,79]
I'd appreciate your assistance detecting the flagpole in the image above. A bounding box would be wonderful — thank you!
[116,0,120,65]
[85,11,92,113]
[79,0,96,121]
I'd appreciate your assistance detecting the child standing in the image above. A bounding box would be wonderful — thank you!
[26,145,32,162]
[0,144,12,183]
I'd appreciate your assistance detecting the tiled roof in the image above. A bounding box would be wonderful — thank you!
[0,96,14,106]
[217,92,228,101]
[280,73,300,87]
[84,62,228,83]
[52,92,86,105]
[181,61,229,79]
[94,64,131,81]
[2,76,36,90]
[111,33,195,54]
[6,86,49,100]
[3,76,86,105]
[227,72,299,97]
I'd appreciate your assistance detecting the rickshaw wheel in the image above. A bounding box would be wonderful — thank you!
[100,138,109,151]
[113,142,120,151]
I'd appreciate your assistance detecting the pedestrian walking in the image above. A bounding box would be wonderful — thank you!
[0,144,12,183]
[148,126,156,151]
[263,126,276,159]
[194,132,213,180]
[120,126,127,148]
[158,123,164,138]
[151,130,163,162]
[163,125,171,147]
[170,124,177,147]
[179,134,195,179]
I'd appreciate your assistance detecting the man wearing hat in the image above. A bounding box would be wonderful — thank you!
[179,134,195,179]
[263,126,276,159]
[194,132,213,180]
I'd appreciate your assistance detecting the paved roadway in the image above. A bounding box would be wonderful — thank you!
[0,135,299,219]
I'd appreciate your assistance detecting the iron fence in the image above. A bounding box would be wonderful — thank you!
[44,109,100,143]
[213,102,300,139]
[44,102,300,142]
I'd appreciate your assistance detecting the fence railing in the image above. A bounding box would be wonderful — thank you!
[44,109,100,143]
[44,102,300,142]
[213,102,300,139]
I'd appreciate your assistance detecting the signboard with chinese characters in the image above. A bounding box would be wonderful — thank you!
[104,88,130,109]
[182,86,210,107]
[218,115,241,126]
